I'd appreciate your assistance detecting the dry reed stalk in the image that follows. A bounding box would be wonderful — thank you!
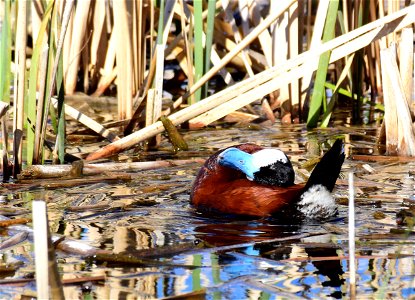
[250,2,272,67]
[146,88,156,127]
[151,0,177,145]
[86,4,415,161]
[136,1,144,87]
[31,1,43,45]
[33,45,49,164]
[65,0,91,94]
[131,1,138,94]
[380,45,415,156]
[238,0,250,37]
[81,31,90,93]
[270,1,290,118]
[153,49,170,121]
[190,58,311,127]
[51,97,119,142]
[399,27,414,116]
[223,111,259,123]
[113,0,133,119]
[167,37,190,76]
[167,0,297,113]
[222,0,254,76]
[136,2,149,93]
[62,0,73,79]
[149,0,155,58]
[211,28,251,69]
[165,0,222,58]
[90,0,107,82]
[214,0,260,122]
[210,50,234,85]
[14,0,27,174]
[288,1,300,117]
[191,12,410,129]
[377,0,387,49]
[92,67,117,98]
[178,0,194,86]
[94,30,117,96]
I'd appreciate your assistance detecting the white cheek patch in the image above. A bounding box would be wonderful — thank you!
[251,149,288,168]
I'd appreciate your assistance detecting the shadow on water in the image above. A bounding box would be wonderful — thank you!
[0,123,415,299]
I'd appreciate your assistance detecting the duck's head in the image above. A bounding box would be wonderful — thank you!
[217,147,294,186]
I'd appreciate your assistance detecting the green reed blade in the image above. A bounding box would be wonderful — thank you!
[156,0,165,45]
[26,1,54,165]
[306,0,339,128]
[0,0,12,105]
[193,0,204,103]
[203,0,216,99]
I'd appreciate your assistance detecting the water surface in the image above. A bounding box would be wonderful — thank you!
[0,123,414,299]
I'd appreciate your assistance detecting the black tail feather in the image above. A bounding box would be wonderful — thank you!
[303,139,345,192]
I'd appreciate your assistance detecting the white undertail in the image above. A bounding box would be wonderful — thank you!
[297,185,337,219]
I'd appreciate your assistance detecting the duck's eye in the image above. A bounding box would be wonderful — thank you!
[239,160,244,164]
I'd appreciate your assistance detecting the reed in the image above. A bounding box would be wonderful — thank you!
[193,0,204,103]
[27,2,54,165]
[0,0,11,105]
[13,0,28,175]
[306,0,339,128]
[32,200,65,299]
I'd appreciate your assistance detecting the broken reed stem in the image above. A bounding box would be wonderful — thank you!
[348,172,356,299]
[32,200,65,300]
[51,97,119,142]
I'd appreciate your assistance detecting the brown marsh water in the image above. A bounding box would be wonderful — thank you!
[0,122,414,299]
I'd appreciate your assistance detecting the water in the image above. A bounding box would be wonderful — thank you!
[0,122,414,299]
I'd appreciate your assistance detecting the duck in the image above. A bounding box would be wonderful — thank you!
[190,139,345,218]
